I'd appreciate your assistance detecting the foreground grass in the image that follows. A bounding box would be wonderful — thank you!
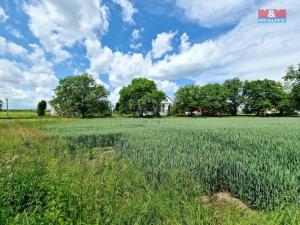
[46,117,300,210]
[1,119,300,224]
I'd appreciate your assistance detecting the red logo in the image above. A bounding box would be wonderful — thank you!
[258,9,286,23]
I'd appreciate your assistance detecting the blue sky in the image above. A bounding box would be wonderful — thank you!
[0,0,299,108]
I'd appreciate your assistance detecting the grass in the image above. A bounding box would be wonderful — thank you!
[1,118,300,224]
[46,117,300,210]
[0,110,50,119]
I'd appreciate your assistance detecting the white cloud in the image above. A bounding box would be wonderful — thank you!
[85,0,299,102]
[85,37,114,76]
[0,6,8,22]
[113,0,137,24]
[150,40,222,79]
[0,40,58,108]
[130,43,142,50]
[109,87,122,105]
[175,0,256,27]
[0,59,24,83]
[24,0,109,62]
[131,29,142,40]
[194,0,300,84]
[156,80,179,97]
[151,32,176,59]
[180,33,190,52]
[9,28,23,39]
[0,36,27,56]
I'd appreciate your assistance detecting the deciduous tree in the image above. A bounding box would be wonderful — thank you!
[199,84,228,116]
[284,64,300,110]
[173,85,201,116]
[243,79,284,115]
[51,73,111,118]
[224,78,244,115]
[118,78,166,116]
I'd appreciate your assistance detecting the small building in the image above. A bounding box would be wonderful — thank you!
[160,96,173,116]
[50,105,57,116]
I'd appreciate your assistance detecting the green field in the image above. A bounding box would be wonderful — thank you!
[0,110,50,119]
[1,117,300,224]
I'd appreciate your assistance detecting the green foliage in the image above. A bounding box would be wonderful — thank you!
[224,78,244,115]
[37,100,47,116]
[173,85,201,115]
[291,84,300,109]
[118,78,166,116]
[0,99,3,111]
[284,64,300,110]
[199,84,228,115]
[277,93,294,115]
[51,73,111,118]
[243,80,285,115]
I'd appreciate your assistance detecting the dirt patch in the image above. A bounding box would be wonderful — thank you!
[90,146,116,161]
[99,147,116,157]
[202,192,254,213]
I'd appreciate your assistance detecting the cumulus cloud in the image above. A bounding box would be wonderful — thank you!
[113,0,137,24]
[0,59,24,83]
[24,0,109,62]
[194,0,300,84]
[89,0,300,90]
[13,0,297,108]
[156,80,179,97]
[0,39,58,108]
[151,32,176,59]
[150,40,222,79]
[0,36,27,56]
[109,87,122,105]
[175,0,257,27]
[0,6,8,22]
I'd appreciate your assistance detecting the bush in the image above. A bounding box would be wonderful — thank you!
[37,100,47,116]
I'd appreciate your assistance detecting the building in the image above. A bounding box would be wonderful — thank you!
[50,105,57,116]
[160,96,174,116]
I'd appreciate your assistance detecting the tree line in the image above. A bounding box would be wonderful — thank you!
[174,64,300,116]
[48,64,299,118]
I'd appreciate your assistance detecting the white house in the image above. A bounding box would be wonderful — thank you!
[50,105,57,116]
[160,96,174,116]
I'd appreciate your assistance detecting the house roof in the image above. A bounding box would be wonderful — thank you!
[162,96,174,104]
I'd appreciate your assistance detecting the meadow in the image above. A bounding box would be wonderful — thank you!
[0,110,50,119]
[1,117,300,224]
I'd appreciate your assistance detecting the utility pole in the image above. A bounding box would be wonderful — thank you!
[6,98,8,118]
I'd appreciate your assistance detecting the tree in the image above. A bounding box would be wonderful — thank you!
[173,85,201,116]
[199,84,228,116]
[243,79,285,115]
[283,64,300,110]
[224,78,244,115]
[277,93,294,115]
[0,100,3,111]
[50,73,111,118]
[118,78,166,116]
[37,100,47,116]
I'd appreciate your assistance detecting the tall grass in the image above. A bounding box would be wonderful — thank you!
[47,117,300,210]
[1,118,300,224]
